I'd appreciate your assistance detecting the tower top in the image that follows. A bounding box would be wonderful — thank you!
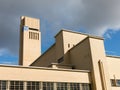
[21,16,40,31]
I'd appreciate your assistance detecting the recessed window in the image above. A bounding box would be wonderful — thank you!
[29,32,39,40]
[0,80,7,90]
[10,81,24,90]
[70,83,80,90]
[27,81,40,90]
[43,82,54,90]
[0,80,91,90]
[111,79,120,87]
[82,83,91,90]
[68,44,70,48]
[111,79,116,86]
[57,82,67,90]
[116,80,120,86]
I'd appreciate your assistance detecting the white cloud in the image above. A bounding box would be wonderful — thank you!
[0,49,8,56]
[0,0,120,55]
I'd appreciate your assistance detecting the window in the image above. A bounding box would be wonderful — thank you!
[57,82,67,90]
[111,79,116,86]
[43,82,54,90]
[70,83,80,90]
[0,80,7,90]
[82,83,91,90]
[29,32,39,40]
[116,80,120,86]
[0,80,91,90]
[10,81,24,90]
[27,81,40,90]
[68,44,70,48]
[111,79,120,87]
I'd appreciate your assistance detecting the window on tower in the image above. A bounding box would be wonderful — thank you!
[29,31,39,40]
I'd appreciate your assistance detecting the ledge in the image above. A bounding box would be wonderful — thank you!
[0,64,90,73]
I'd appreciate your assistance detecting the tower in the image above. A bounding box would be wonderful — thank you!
[19,16,41,66]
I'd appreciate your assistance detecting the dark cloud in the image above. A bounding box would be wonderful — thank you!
[0,0,120,55]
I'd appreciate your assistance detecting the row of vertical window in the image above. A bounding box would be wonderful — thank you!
[0,80,91,90]
[29,32,39,40]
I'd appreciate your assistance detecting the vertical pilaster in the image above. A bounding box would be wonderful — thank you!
[67,83,70,90]
[24,81,27,90]
[80,83,83,90]
[7,81,10,90]
[40,82,42,90]
[54,82,57,90]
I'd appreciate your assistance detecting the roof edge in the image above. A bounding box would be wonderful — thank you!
[55,29,104,40]
[0,64,90,73]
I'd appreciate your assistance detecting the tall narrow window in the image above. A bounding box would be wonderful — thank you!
[29,32,39,40]
[10,81,24,90]
[57,82,67,90]
[68,44,70,48]
[81,83,91,90]
[27,81,40,90]
[0,80,7,90]
[43,82,54,90]
[70,83,80,90]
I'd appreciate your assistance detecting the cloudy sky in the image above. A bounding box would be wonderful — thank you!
[0,0,120,65]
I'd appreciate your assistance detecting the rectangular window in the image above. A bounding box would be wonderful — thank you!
[68,44,70,48]
[111,79,120,87]
[82,83,91,90]
[29,31,39,40]
[43,82,54,90]
[70,83,80,90]
[0,80,7,90]
[57,82,67,90]
[111,79,116,86]
[10,81,24,90]
[116,80,120,86]
[27,81,40,90]
[0,80,91,90]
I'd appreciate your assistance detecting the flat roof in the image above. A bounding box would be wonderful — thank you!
[55,29,104,40]
[0,64,90,73]
[21,16,39,20]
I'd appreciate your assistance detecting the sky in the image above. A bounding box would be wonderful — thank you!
[0,0,120,65]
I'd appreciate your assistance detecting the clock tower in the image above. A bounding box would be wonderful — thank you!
[19,16,41,66]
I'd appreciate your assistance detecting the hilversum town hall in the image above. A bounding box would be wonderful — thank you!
[0,16,120,90]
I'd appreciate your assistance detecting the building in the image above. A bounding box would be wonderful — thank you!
[0,16,120,90]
